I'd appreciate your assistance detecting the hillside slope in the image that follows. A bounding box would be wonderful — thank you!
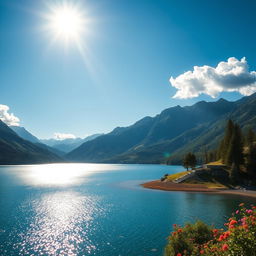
[0,121,62,164]
[66,94,255,164]
[10,126,65,157]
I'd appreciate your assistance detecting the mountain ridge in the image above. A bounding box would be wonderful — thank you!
[0,121,62,164]
[67,94,255,163]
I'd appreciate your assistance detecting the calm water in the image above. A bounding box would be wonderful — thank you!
[0,164,255,256]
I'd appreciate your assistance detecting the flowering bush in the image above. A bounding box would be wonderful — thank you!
[165,204,256,256]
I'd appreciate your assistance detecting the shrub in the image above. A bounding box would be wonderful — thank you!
[165,204,256,256]
[165,221,213,256]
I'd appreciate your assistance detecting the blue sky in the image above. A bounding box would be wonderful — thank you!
[0,0,256,139]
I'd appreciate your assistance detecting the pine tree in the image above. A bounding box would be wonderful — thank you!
[183,153,190,171]
[190,153,197,169]
[245,143,256,179]
[226,124,244,167]
[245,128,256,147]
[230,163,239,184]
[218,119,235,164]
[183,152,197,170]
[202,147,208,164]
[217,139,225,160]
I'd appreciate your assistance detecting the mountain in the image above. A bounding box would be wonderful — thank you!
[41,134,103,153]
[10,126,65,157]
[10,126,41,143]
[67,117,155,162]
[67,93,256,164]
[0,121,62,164]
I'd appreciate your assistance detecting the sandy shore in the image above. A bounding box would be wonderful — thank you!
[142,180,256,198]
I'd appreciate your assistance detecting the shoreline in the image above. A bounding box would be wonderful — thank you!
[142,180,256,198]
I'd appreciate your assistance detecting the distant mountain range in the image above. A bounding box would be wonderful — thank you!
[10,126,66,157]
[1,93,255,165]
[67,93,256,164]
[0,121,61,164]
[10,126,102,155]
[41,134,102,153]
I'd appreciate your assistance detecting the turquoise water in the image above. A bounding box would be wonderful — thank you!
[0,164,255,256]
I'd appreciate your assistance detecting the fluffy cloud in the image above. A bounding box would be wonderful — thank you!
[0,104,20,126]
[54,133,76,140]
[170,57,256,99]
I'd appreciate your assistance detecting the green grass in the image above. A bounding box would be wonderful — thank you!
[166,171,191,181]
[206,160,224,165]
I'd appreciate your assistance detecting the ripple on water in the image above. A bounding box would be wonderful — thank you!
[15,191,103,256]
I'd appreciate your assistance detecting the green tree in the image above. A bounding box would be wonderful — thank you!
[190,153,197,169]
[230,163,239,184]
[203,147,208,164]
[208,150,217,162]
[183,153,190,171]
[245,143,256,179]
[218,120,235,164]
[183,153,197,171]
[245,128,256,147]
[226,124,244,168]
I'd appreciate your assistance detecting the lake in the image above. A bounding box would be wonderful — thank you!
[0,164,255,256]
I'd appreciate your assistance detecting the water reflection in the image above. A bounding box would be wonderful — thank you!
[2,164,254,256]
[17,191,101,255]
[23,164,88,186]
[13,164,121,187]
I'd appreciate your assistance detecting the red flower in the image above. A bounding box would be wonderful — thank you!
[229,219,237,225]
[222,244,229,251]
[178,228,182,233]
[223,231,231,239]
[243,224,248,229]
[177,253,182,256]
[218,235,224,241]
[200,249,204,254]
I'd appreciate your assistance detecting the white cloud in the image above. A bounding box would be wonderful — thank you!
[170,57,256,99]
[0,104,20,126]
[54,132,76,140]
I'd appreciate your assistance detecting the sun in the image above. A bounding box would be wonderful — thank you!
[44,2,89,45]
[41,1,95,71]
[51,7,83,40]
[49,5,84,42]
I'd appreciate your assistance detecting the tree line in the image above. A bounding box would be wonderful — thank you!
[182,119,256,184]
[217,119,256,183]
